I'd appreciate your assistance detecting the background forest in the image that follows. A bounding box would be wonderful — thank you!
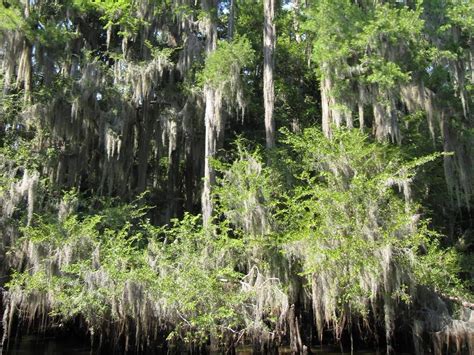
[0,0,473,353]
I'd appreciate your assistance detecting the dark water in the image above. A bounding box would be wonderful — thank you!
[3,335,92,355]
[235,346,377,355]
[3,336,379,354]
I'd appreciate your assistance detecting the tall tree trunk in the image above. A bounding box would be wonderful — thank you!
[17,0,32,103]
[358,103,365,131]
[228,0,236,40]
[288,304,304,353]
[291,0,304,133]
[165,110,180,222]
[263,0,276,149]
[293,0,302,43]
[17,39,32,103]
[23,0,31,103]
[201,0,219,225]
[321,71,342,137]
[136,106,151,193]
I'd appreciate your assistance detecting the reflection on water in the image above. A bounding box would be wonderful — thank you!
[4,335,92,355]
[235,346,377,355]
[3,336,379,354]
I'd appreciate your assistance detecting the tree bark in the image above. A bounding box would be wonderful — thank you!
[288,304,305,353]
[201,0,219,225]
[263,0,276,149]
[321,71,342,137]
[136,106,151,193]
[24,0,31,103]
[228,0,236,40]
[18,38,32,103]
[17,0,32,103]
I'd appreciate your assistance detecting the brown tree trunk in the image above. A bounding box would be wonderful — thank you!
[263,0,276,149]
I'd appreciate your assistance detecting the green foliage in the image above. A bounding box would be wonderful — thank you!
[150,215,245,343]
[446,0,474,36]
[307,0,362,65]
[0,1,24,31]
[7,195,247,345]
[364,59,411,88]
[279,127,469,309]
[306,0,427,94]
[275,6,319,129]
[92,0,143,37]
[412,229,468,298]
[199,36,255,91]
[354,2,424,49]
[1,0,473,351]
[214,139,281,237]
[4,127,472,348]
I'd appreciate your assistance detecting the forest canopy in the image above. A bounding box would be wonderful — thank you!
[0,0,473,353]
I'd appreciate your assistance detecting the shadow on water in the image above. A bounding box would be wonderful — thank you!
[235,346,378,355]
[3,336,384,354]
[4,335,92,355]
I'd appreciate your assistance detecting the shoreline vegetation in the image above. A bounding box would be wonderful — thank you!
[1,0,473,353]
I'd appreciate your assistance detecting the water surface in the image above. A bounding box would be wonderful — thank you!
[4,336,380,354]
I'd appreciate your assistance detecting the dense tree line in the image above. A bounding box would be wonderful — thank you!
[0,0,472,353]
